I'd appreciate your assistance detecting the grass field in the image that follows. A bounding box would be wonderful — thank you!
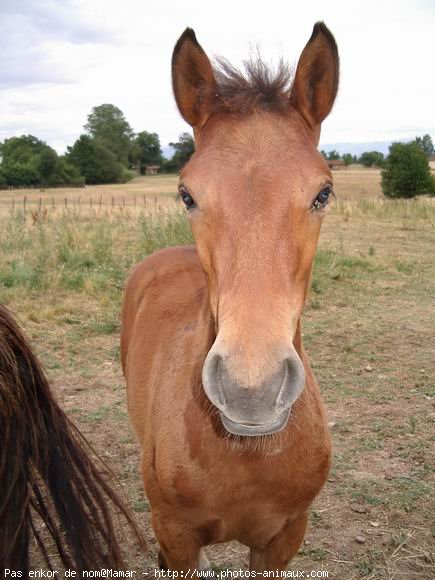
[0,166,384,211]
[0,169,434,578]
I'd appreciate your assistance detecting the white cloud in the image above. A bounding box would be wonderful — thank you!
[0,0,434,152]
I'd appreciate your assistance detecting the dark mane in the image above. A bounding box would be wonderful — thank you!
[212,56,293,116]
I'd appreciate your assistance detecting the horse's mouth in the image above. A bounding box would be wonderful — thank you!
[220,409,290,437]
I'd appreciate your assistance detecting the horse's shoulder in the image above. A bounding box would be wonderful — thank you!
[125,245,204,298]
[124,246,206,320]
[121,245,209,373]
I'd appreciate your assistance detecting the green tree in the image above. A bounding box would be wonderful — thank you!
[1,135,49,166]
[54,157,84,187]
[85,104,133,166]
[0,135,83,187]
[0,168,6,189]
[163,133,195,172]
[67,135,126,184]
[359,151,385,167]
[133,131,163,173]
[381,142,435,198]
[38,147,58,183]
[326,150,340,161]
[342,153,354,166]
[414,134,434,157]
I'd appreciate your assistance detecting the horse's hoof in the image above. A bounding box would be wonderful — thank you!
[158,550,169,571]
[199,548,211,571]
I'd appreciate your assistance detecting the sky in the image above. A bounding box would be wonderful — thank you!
[1,0,434,155]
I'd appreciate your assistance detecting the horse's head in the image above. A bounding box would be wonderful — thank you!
[172,23,339,436]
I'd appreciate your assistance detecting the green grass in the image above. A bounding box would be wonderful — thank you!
[0,209,193,334]
[0,209,192,293]
[336,476,431,512]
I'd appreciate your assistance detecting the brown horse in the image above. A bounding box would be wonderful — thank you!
[0,305,145,574]
[122,22,339,571]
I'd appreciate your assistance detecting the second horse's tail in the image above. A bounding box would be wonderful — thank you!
[0,304,146,574]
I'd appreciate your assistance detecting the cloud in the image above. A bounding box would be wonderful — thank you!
[0,0,115,89]
[0,0,113,45]
[0,0,434,151]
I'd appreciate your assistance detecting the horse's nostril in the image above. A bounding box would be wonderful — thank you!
[202,352,226,408]
[275,354,305,409]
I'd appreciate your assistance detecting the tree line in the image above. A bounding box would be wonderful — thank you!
[1,104,433,198]
[0,104,195,189]
[322,134,435,198]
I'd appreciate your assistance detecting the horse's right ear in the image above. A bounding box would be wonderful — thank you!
[290,22,339,132]
[172,28,217,130]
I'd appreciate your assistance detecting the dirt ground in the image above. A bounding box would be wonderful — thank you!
[2,170,433,578]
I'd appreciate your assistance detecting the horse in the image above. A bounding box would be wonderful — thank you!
[121,22,339,571]
[0,304,145,574]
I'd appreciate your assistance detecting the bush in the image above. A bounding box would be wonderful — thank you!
[381,142,435,198]
[118,167,135,183]
[2,161,40,187]
[359,151,385,168]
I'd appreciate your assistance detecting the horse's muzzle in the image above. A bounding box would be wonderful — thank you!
[202,347,305,437]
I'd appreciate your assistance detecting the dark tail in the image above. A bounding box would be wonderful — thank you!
[0,305,146,574]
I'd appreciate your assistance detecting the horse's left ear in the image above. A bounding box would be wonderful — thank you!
[290,22,339,132]
[172,28,217,131]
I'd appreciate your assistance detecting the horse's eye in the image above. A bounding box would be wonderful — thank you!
[180,189,196,210]
[311,185,333,211]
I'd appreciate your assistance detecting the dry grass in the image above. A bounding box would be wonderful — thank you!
[0,174,179,213]
[0,168,434,577]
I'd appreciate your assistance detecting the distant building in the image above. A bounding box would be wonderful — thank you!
[429,154,435,170]
[145,165,160,175]
[326,159,346,170]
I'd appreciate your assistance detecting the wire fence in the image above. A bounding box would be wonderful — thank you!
[0,194,179,213]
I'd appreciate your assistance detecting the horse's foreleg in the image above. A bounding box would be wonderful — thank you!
[249,512,308,572]
[153,513,203,572]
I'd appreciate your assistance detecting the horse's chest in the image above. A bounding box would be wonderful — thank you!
[151,443,318,513]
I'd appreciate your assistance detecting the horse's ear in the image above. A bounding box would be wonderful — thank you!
[290,22,339,131]
[172,28,217,130]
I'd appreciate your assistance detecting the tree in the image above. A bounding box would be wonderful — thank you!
[133,131,163,173]
[381,142,435,198]
[163,133,195,172]
[359,151,385,168]
[85,104,133,166]
[0,135,83,187]
[342,153,355,166]
[414,134,434,157]
[67,135,126,184]
[325,150,340,161]
[55,157,84,187]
